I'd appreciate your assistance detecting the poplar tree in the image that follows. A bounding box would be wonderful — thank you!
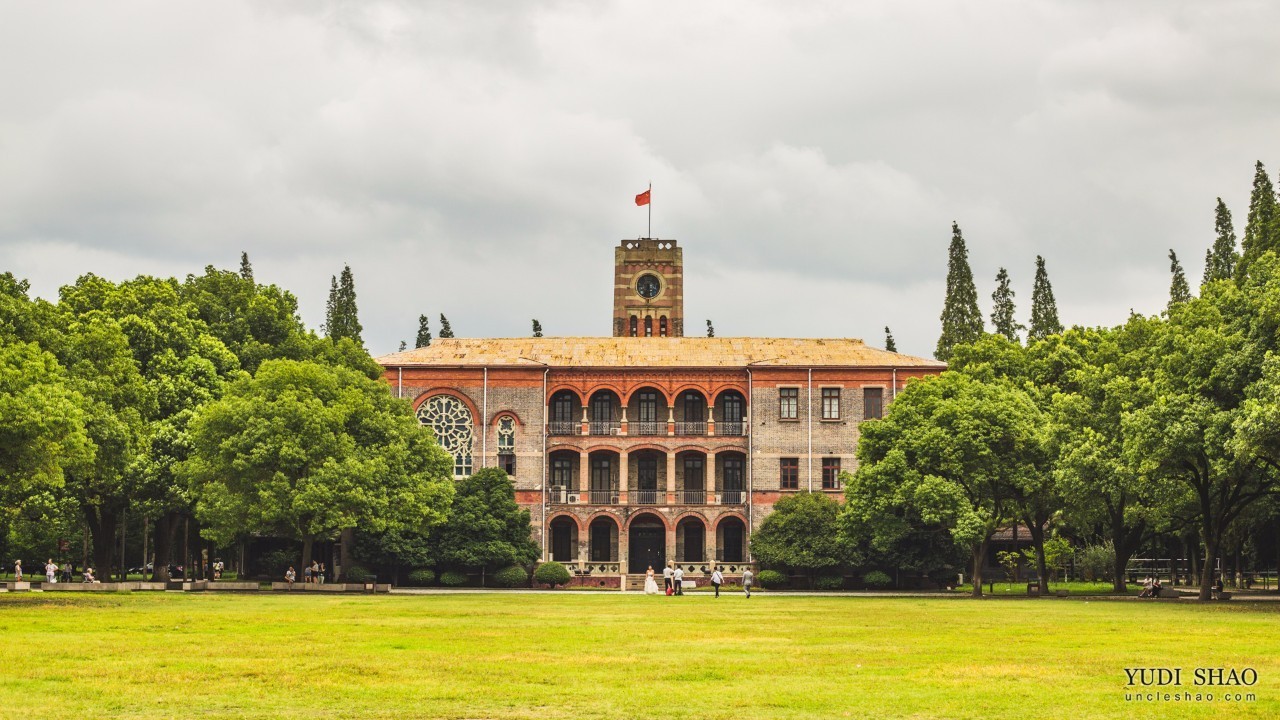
[532,319,543,337]
[438,314,454,338]
[398,340,407,352]
[1236,161,1277,281]
[1168,250,1191,309]
[990,267,1022,343]
[884,326,897,353]
[416,314,431,348]
[323,265,363,345]
[706,319,715,338]
[239,251,253,282]
[1203,198,1239,286]
[1028,256,1063,341]
[935,222,984,361]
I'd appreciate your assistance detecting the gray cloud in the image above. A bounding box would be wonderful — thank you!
[2,1,1278,359]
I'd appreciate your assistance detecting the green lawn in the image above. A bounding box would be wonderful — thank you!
[0,593,1276,719]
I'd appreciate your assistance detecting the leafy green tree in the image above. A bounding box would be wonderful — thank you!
[416,315,431,348]
[433,468,539,574]
[884,326,896,353]
[1203,198,1238,286]
[323,265,363,346]
[844,372,1044,596]
[1168,250,1192,309]
[438,314,454,338]
[706,319,715,338]
[1236,161,1277,281]
[532,319,543,338]
[990,267,1023,342]
[750,491,848,587]
[935,222,984,361]
[182,359,454,568]
[1028,256,1063,341]
[182,264,310,374]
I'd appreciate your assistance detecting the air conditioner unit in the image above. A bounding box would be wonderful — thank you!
[610,494,619,504]
[567,494,579,504]
[611,427,622,436]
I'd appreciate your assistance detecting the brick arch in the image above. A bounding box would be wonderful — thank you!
[672,510,710,528]
[547,386,586,404]
[625,510,670,531]
[671,445,710,456]
[712,446,749,456]
[712,386,749,403]
[489,410,525,427]
[712,511,748,532]
[584,511,622,529]
[410,388,481,423]
[584,445,624,455]
[622,383,673,405]
[547,444,585,455]
[669,385,711,403]
[624,443,673,455]
[546,512,584,533]
[585,385,625,401]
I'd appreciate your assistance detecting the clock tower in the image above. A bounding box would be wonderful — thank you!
[612,239,684,337]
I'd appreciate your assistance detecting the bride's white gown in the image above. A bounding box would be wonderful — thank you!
[644,573,660,594]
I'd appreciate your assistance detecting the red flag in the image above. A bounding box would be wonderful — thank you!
[635,189,650,206]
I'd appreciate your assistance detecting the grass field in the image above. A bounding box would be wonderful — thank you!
[1,592,1277,719]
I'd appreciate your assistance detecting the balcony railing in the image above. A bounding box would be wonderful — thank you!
[549,486,571,504]
[717,421,746,436]
[633,490,661,505]
[588,490,618,504]
[631,421,664,436]
[548,421,578,436]
[589,421,620,436]
[679,489,706,504]
[721,490,746,504]
[675,421,706,435]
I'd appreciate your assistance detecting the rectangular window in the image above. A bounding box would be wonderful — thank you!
[590,457,612,491]
[821,387,841,420]
[552,395,575,423]
[779,387,798,420]
[682,392,704,422]
[501,454,516,476]
[822,458,841,490]
[863,388,884,420]
[637,391,659,422]
[780,458,799,489]
[551,458,572,487]
[637,458,658,490]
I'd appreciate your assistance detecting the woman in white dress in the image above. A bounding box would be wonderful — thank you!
[644,565,660,595]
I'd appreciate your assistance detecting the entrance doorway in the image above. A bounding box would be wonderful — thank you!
[628,516,666,571]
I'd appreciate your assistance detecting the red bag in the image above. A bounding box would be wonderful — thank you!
[666,587,673,596]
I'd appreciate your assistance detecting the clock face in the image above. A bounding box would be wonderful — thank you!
[636,274,661,299]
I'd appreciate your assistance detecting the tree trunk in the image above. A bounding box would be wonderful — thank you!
[302,537,314,570]
[1190,536,1200,588]
[970,537,989,598]
[150,512,177,582]
[1026,521,1049,594]
[1198,537,1218,601]
[182,516,190,581]
[85,507,117,581]
[339,527,355,582]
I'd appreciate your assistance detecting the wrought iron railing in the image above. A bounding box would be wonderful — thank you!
[588,490,617,504]
[548,421,578,435]
[589,421,620,436]
[549,486,571,504]
[679,490,706,504]
[721,490,746,504]
[633,490,660,505]
[717,421,746,436]
[631,421,664,436]
[675,421,706,435]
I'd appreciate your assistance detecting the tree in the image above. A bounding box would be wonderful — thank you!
[532,319,543,338]
[990,267,1023,343]
[935,222,984,361]
[706,319,715,338]
[884,327,896,353]
[416,315,431,348]
[323,265,363,346]
[239,252,253,282]
[432,468,539,573]
[1028,256,1063,341]
[182,359,455,570]
[750,492,848,587]
[844,372,1045,596]
[398,340,407,352]
[1203,198,1239,286]
[438,314,454,338]
[1168,250,1192,309]
[1236,161,1277,281]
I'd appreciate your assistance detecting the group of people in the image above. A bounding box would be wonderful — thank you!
[643,562,753,598]
[11,559,96,584]
[283,561,327,588]
[1138,576,1164,598]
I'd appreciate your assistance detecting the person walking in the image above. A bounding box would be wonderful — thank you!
[45,559,57,584]
[673,566,685,595]
[662,563,673,595]
[711,568,724,598]
[742,568,753,598]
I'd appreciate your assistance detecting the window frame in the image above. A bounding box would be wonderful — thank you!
[821,387,841,420]
[821,457,841,490]
[780,457,799,490]
[778,387,799,420]
[863,387,884,420]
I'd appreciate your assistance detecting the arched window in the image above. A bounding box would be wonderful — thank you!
[659,316,668,337]
[630,316,638,337]
[416,395,474,476]
[644,317,653,337]
[497,416,516,475]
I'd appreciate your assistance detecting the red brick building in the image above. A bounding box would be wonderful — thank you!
[376,239,943,581]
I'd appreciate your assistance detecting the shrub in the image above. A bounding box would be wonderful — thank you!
[813,574,845,590]
[344,565,374,583]
[406,568,436,587]
[534,561,571,588]
[1077,542,1115,582]
[439,570,469,587]
[492,565,528,588]
[258,549,296,577]
[756,569,787,589]
[862,570,893,589]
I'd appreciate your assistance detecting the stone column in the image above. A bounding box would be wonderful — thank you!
[618,450,629,504]
[580,404,589,436]
[619,406,628,436]
[706,450,717,504]
[667,405,676,436]
[618,524,629,575]
[578,451,589,502]
[665,451,677,504]
[665,523,677,570]
[705,519,717,568]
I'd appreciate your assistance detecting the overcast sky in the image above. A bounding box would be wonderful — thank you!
[3,1,1279,359]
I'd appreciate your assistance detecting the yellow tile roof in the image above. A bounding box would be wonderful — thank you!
[376,337,945,369]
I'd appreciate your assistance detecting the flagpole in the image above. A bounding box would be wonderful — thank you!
[648,182,652,239]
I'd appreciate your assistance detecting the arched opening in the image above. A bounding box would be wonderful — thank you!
[549,517,578,563]
[629,316,638,337]
[628,513,666,572]
[548,450,578,503]
[589,517,619,562]
[416,394,474,477]
[659,316,668,337]
[717,516,746,563]
[549,391,581,435]
[627,386,666,436]
[644,317,653,337]
[630,449,666,505]
[715,390,747,436]
[588,390,620,435]
[676,450,707,504]
[677,517,706,562]
[675,389,707,435]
